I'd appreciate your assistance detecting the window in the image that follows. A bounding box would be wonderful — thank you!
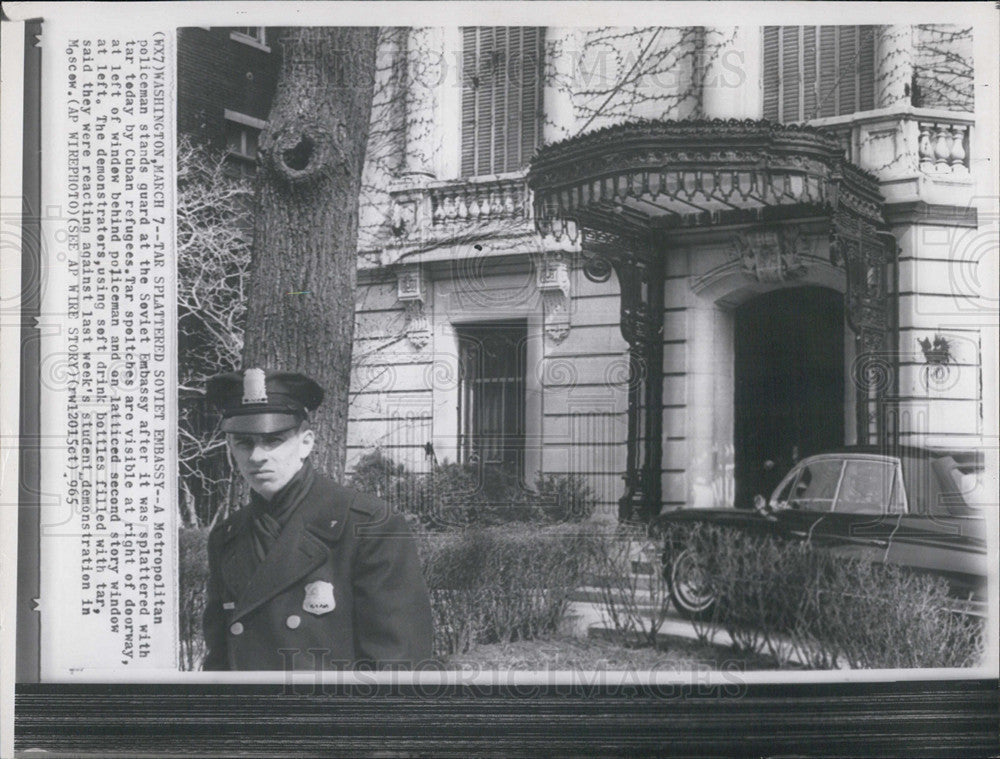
[224,109,267,176]
[229,27,269,51]
[835,459,904,514]
[461,27,544,177]
[763,26,876,122]
[788,458,843,512]
[770,469,800,508]
[456,322,527,471]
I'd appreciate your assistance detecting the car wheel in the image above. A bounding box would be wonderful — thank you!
[666,547,716,620]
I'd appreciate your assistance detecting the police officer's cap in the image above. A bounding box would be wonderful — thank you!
[206,368,324,434]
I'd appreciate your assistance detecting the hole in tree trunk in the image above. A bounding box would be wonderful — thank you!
[282,136,314,171]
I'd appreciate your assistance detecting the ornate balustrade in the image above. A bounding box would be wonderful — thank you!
[805,107,974,206]
[428,175,530,226]
[807,107,973,185]
[388,172,533,249]
[917,120,969,175]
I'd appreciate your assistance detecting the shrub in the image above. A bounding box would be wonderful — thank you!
[348,449,597,530]
[662,523,986,669]
[807,559,986,669]
[347,447,408,501]
[178,526,210,671]
[586,524,672,647]
[534,472,597,523]
[418,524,591,658]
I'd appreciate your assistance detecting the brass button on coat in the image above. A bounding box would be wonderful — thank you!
[230,622,244,635]
[286,615,301,630]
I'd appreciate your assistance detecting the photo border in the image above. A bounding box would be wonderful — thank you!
[14,679,1000,756]
[4,2,999,756]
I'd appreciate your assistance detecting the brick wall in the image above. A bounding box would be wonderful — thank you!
[176,27,281,149]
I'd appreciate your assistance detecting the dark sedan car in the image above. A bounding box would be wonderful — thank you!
[658,446,991,619]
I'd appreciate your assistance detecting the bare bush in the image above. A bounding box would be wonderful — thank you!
[587,524,672,648]
[417,525,591,658]
[669,523,986,669]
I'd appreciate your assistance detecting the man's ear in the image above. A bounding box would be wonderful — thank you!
[298,427,315,460]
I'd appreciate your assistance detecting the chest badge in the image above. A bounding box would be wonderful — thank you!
[303,580,336,615]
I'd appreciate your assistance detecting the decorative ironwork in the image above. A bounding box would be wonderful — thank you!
[582,228,663,522]
[527,119,895,516]
[529,118,886,240]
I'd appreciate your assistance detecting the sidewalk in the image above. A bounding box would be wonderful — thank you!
[564,599,818,668]
[562,599,737,650]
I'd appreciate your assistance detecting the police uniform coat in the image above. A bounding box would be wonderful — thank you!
[202,465,434,671]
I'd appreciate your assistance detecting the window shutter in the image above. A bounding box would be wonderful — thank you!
[857,25,876,111]
[762,27,780,121]
[476,27,494,176]
[764,25,877,123]
[817,26,838,118]
[506,27,522,173]
[520,27,541,169]
[461,27,544,177]
[461,27,478,177]
[781,26,801,122]
[802,26,818,120]
[838,26,858,115]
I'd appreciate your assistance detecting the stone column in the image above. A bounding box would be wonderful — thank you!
[687,304,720,509]
[402,27,441,178]
[543,27,580,144]
[700,27,762,120]
[876,25,914,108]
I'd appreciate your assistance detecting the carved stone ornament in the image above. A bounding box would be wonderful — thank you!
[536,255,571,342]
[730,226,811,283]
[396,265,424,302]
[403,300,431,349]
[396,266,430,349]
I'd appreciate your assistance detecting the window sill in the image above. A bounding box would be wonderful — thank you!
[229,31,271,53]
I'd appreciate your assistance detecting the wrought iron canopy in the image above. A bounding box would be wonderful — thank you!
[528,118,887,239]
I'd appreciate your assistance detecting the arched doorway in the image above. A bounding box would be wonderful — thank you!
[733,286,845,507]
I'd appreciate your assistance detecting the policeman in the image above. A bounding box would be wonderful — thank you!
[202,368,433,671]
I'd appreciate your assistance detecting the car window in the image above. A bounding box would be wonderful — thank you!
[770,469,799,509]
[788,459,842,512]
[835,459,900,514]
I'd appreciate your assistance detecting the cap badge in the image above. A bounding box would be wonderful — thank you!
[242,368,268,405]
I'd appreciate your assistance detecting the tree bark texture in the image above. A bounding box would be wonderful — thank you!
[244,28,378,480]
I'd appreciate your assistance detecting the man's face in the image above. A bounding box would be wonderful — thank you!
[227,425,315,500]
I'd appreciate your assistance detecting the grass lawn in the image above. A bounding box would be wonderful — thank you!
[442,632,781,671]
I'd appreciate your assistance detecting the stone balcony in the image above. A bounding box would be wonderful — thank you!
[808,105,975,206]
[382,171,543,265]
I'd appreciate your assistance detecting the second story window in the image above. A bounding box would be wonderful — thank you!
[763,26,876,123]
[229,27,269,51]
[224,109,267,177]
[461,27,544,177]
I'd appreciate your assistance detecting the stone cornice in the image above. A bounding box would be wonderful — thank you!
[882,200,978,228]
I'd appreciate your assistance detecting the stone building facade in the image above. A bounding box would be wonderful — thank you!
[177,26,992,521]
[351,25,990,521]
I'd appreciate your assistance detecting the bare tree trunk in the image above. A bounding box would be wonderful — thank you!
[244,28,378,480]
